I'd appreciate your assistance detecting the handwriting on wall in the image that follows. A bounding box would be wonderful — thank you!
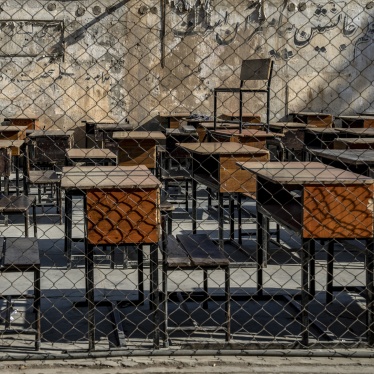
[169,1,366,61]
[0,20,64,57]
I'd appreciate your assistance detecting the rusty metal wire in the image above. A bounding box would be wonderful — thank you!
[0,0,372,359]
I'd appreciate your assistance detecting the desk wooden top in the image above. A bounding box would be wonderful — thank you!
[269,122,316,130]
[195,122,265,129]
[358,112,374,117]
[66,148,117,159]
[337,128,374,136]
[291,112,333,117]
[337,115,374,120]
[221,111,260,117]
[159,112,191,118]
[112,131,166,140]
[178,142,269,156]
[211,129,283,138]
[0,125,27,133]
[305,128,340,134]
[0,140,24,149]
[311,149,374,165]
[184,117,262,126]
[28,130,74,138]
[61,165,161,190]
[95,123,133,131]
[238,161,374,184]
[334,137,374,145]
[166,128,198,136]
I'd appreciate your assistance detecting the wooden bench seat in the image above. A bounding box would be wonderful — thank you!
[162,233,230,347]
[0,237,41,350]
[0,195,37,237]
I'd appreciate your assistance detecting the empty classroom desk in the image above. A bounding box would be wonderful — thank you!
[184,118,264,142]
[210,129,283,150]
[333,137,374,149]
[238,161,374,346]
[112,131,166,171]
[337,115,374,128]
[337,128,374,138]
[178,142,269,252]
[65,148,117,166]
[0,140,24,195]
[95,122,133,148]
[311,148,374,176]
[220,112,261,123]
[269,122,317,160]
[28,130,74,168]
[159,112,191,129]
[303,128,340,160]
[82,121,133,148]
[0,126,28,141]
[61,165,162,350]
[4,117,39,131]
[290,112,334,128]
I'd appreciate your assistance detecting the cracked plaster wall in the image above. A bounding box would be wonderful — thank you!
[0,0,372,136]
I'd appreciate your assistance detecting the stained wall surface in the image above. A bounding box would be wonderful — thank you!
[0,0,372,135]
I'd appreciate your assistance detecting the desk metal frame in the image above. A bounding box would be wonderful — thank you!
[62,166,161,350]
[239,161,374,347]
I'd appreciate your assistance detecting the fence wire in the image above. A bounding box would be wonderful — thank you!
[0,0,372,359]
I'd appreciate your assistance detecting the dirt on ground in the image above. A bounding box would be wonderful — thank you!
[1,355,374,374]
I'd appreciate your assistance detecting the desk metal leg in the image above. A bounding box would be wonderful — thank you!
[34,267,41,351]
[161,213,168,347]
[83,192,95,351]
[64,193,73,269]
[263,215,270,268]
[138,246,144,304]
[86,243,95,351]
[225,265,231,341]
[33,201,37,238]
[229,194,235,242]
[15,155,20,196]
[309,239,316,298]
[238,193,242,245]
[192,178,197,234]
[367,238,374,346]
[301,238,311,347]
[24,209,29,237]
[150,243,160,349]
[326,240,334,304]
[256,210,264,296]
[218,192,224,252]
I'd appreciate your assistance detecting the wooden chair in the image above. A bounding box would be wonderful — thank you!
[0,237,41,350]
[213,58,274,131]
[0,195,37,237]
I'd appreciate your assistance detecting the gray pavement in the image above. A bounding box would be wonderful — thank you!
[2,354,374,373]
[0,182,372,360]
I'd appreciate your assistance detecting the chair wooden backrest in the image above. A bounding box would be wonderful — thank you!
[239,58,274,88]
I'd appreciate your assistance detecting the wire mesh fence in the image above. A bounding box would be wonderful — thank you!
[0,0,372,359]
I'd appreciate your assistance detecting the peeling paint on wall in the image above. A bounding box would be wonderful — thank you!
[0,0,371,132]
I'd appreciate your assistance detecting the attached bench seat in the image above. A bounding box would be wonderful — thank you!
[162,233,230,346]
[0,237,41,350]
[0,195,37,237]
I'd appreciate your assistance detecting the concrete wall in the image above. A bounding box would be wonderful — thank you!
[0,0,372,135]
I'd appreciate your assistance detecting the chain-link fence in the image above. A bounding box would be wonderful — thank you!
[0,0,373,359]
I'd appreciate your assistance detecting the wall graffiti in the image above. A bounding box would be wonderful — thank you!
[168,1,365,61]
[0,20,64,57]
[354,21,374,58]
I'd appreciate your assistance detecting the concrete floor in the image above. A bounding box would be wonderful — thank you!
[0,183,371,358]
